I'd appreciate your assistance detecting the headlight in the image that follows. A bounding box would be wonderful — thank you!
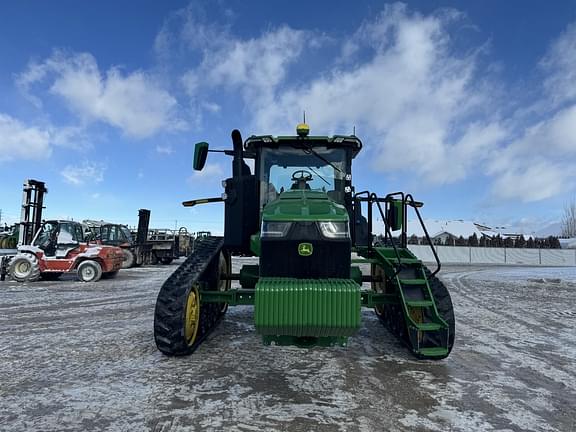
[318,221,349,239]
[261,221,291,238]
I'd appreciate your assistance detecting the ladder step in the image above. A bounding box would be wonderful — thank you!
[399,278,427,285]
[398,258,421,264]
[418,347,449,357]
[406,300,434,308]
[412,322,442,331]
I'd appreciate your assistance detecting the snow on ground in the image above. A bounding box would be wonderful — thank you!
[0,261,575,431]
[462,265,576,283]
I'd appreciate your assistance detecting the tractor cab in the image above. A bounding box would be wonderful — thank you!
[187,123,364,256]
[245,124,361,214]
[32,220,86,258]
[97,224,134,247]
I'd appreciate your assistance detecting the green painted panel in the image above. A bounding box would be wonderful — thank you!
[255,278,361,337]
[262,190,349,222]
[250,234,261,256]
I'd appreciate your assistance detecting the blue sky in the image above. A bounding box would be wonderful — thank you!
[1,1,576,235]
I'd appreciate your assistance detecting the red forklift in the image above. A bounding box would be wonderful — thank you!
[1,180,124,282]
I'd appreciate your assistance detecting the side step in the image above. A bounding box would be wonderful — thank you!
[396,270,450,359]
[418,347,449,358]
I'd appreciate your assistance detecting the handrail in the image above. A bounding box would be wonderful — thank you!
[372,194,405,279]
[405,194,441,277]
[354,191,441,278]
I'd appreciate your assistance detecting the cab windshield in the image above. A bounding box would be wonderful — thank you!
[101,225,132,242]
[259,146,347,208]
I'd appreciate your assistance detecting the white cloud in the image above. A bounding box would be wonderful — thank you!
[486,26,576,202]
[61,161,106,186]
[157,5,312,114]
[491,161,570,202]
[155,144,174,155]
[0,114,52,161]
[202,102,221,113]
[156,3,576,203]
[17,50,183,138]
[247,4,502,186]
[0,113,90,162]
[188,163,224,181]
[185,25,308,105]
[541,23,576,106]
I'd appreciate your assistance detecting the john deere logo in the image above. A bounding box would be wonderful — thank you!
[298,242,313,256]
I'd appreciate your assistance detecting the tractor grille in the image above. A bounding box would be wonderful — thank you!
[260,222,351,278]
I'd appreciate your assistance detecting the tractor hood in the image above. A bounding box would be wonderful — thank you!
[262,190,348,222]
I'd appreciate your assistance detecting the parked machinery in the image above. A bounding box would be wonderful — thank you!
[0,225,18,249]
[9,220,124,282]
[84,220,137,268]
[153,124,455,360]
[1,179,125,282]
[86,210,192,267]
[132,210,191,265]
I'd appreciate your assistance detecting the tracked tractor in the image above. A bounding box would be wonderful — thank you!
[154,124,455,359]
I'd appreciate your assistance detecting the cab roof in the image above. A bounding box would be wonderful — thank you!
[244,134,363,158]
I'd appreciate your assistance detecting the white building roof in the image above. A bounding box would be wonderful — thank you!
[407,219,484,239]
[373,218,534,239]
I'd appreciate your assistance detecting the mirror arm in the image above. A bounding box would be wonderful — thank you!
[208,149,234,155]
[182,197,224,207]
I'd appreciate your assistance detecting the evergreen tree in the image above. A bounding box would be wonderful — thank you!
[548,236,561,249]
[468,233,479,247]
[408,234,419,245]
[504,237,514,248]
[526,237,535,248]
[479,235,486,247]
[516,235,526,248]
[494,234,502,247]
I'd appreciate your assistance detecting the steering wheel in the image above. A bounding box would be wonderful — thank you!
[290,169,313,190]
[291,170,313,182]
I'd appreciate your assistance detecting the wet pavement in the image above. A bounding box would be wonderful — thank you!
[0,261,575,431]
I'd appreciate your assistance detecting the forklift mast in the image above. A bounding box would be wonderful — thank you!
[136,209,151,246]
[19,179,47,246]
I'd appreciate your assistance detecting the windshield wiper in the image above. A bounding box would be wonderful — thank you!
[307,166,330,185]
[291,143,343,174]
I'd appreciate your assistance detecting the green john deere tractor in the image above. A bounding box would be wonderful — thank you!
[154,124,455,359]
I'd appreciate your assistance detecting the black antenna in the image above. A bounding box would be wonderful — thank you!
[353,125,356,136]
[303,111,306,123]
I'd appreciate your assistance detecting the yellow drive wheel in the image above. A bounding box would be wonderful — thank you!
[217,252,231,315]
[372,264,387,317]
[184,286,201,346]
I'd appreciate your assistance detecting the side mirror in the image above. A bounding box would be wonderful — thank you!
[193,142,209,171]
[386,200,403,231]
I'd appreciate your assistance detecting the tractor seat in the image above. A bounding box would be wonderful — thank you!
[290,183,311,190]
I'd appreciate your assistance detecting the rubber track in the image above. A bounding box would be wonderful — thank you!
[424,267,456,355]
[153,236,224,356]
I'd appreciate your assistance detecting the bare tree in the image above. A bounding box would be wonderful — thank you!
[561,197,576,237]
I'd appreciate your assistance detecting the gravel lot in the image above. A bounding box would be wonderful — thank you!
[0,260,575,432]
